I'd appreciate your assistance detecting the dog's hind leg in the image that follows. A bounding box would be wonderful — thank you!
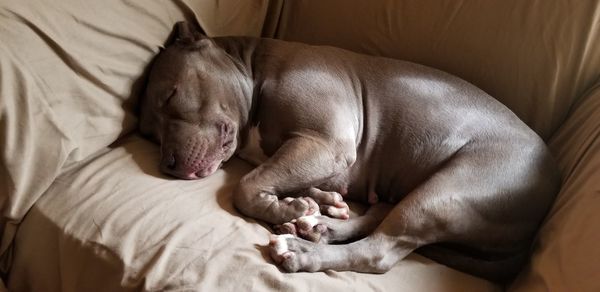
[269,144,558,277]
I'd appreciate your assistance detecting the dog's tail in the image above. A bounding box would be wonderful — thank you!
[416,243,530,284]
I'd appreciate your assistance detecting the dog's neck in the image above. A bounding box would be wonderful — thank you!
[213,36,263,145]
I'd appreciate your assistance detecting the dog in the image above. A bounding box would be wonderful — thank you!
[139,21,560,282]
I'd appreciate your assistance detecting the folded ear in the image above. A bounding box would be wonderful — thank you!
[175,21,208,46]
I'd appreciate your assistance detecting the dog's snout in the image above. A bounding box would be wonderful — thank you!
[159,147,214,180]
[161,154,197,179]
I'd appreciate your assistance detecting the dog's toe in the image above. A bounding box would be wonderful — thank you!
[295,214,352,244]
[269,234,321,272]
[269,234,294,264]
[320,202,349,219]
[280,252,301,272]
[273,222,297,236]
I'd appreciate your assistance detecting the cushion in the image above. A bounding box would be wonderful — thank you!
[509,83,600,291]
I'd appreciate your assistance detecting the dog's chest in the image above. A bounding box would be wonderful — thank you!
[238,125,269,166]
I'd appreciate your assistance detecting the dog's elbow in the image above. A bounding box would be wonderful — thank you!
[331,137,357,170]
[232,182,255,216]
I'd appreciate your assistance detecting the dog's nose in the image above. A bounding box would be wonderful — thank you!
[163,153,176,170]
[160,153,180,177]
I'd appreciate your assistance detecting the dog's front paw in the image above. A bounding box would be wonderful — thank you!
[305,188,350,219]
[295,215,329,243]
[268,234,320,272]
[280,197,320,221]
[274,214,335,243]
[273,215,328,243]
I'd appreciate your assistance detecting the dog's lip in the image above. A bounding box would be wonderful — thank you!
[194,161,222,178]
[184,172,200,180]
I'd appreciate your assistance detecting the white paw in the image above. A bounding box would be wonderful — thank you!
[272,234,294,256]
[297,214,319,230]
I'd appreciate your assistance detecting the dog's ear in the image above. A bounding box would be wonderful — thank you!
[174,21,211,48]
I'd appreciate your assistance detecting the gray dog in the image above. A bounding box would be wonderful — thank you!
[140,22,559,282]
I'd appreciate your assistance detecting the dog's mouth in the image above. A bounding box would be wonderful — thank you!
[160,151,225,180]
[159,127,237,180]
[164,161,222,180]
[191,160,223,179]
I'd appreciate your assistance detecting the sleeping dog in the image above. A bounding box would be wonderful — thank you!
[140,22,559,281]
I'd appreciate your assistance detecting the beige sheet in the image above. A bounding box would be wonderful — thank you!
[0,0,270,272]
[2,0,599,290]
[8,136,499,291]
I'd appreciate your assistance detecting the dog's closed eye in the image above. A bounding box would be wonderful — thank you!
[162,87,177,107]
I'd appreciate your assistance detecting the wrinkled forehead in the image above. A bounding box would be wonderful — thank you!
[151,46,238,87]
[152,46,205,78]
[147,48,238,105]
[146,49,202,97]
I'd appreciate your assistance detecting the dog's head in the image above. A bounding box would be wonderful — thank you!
[140,21,252,179]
